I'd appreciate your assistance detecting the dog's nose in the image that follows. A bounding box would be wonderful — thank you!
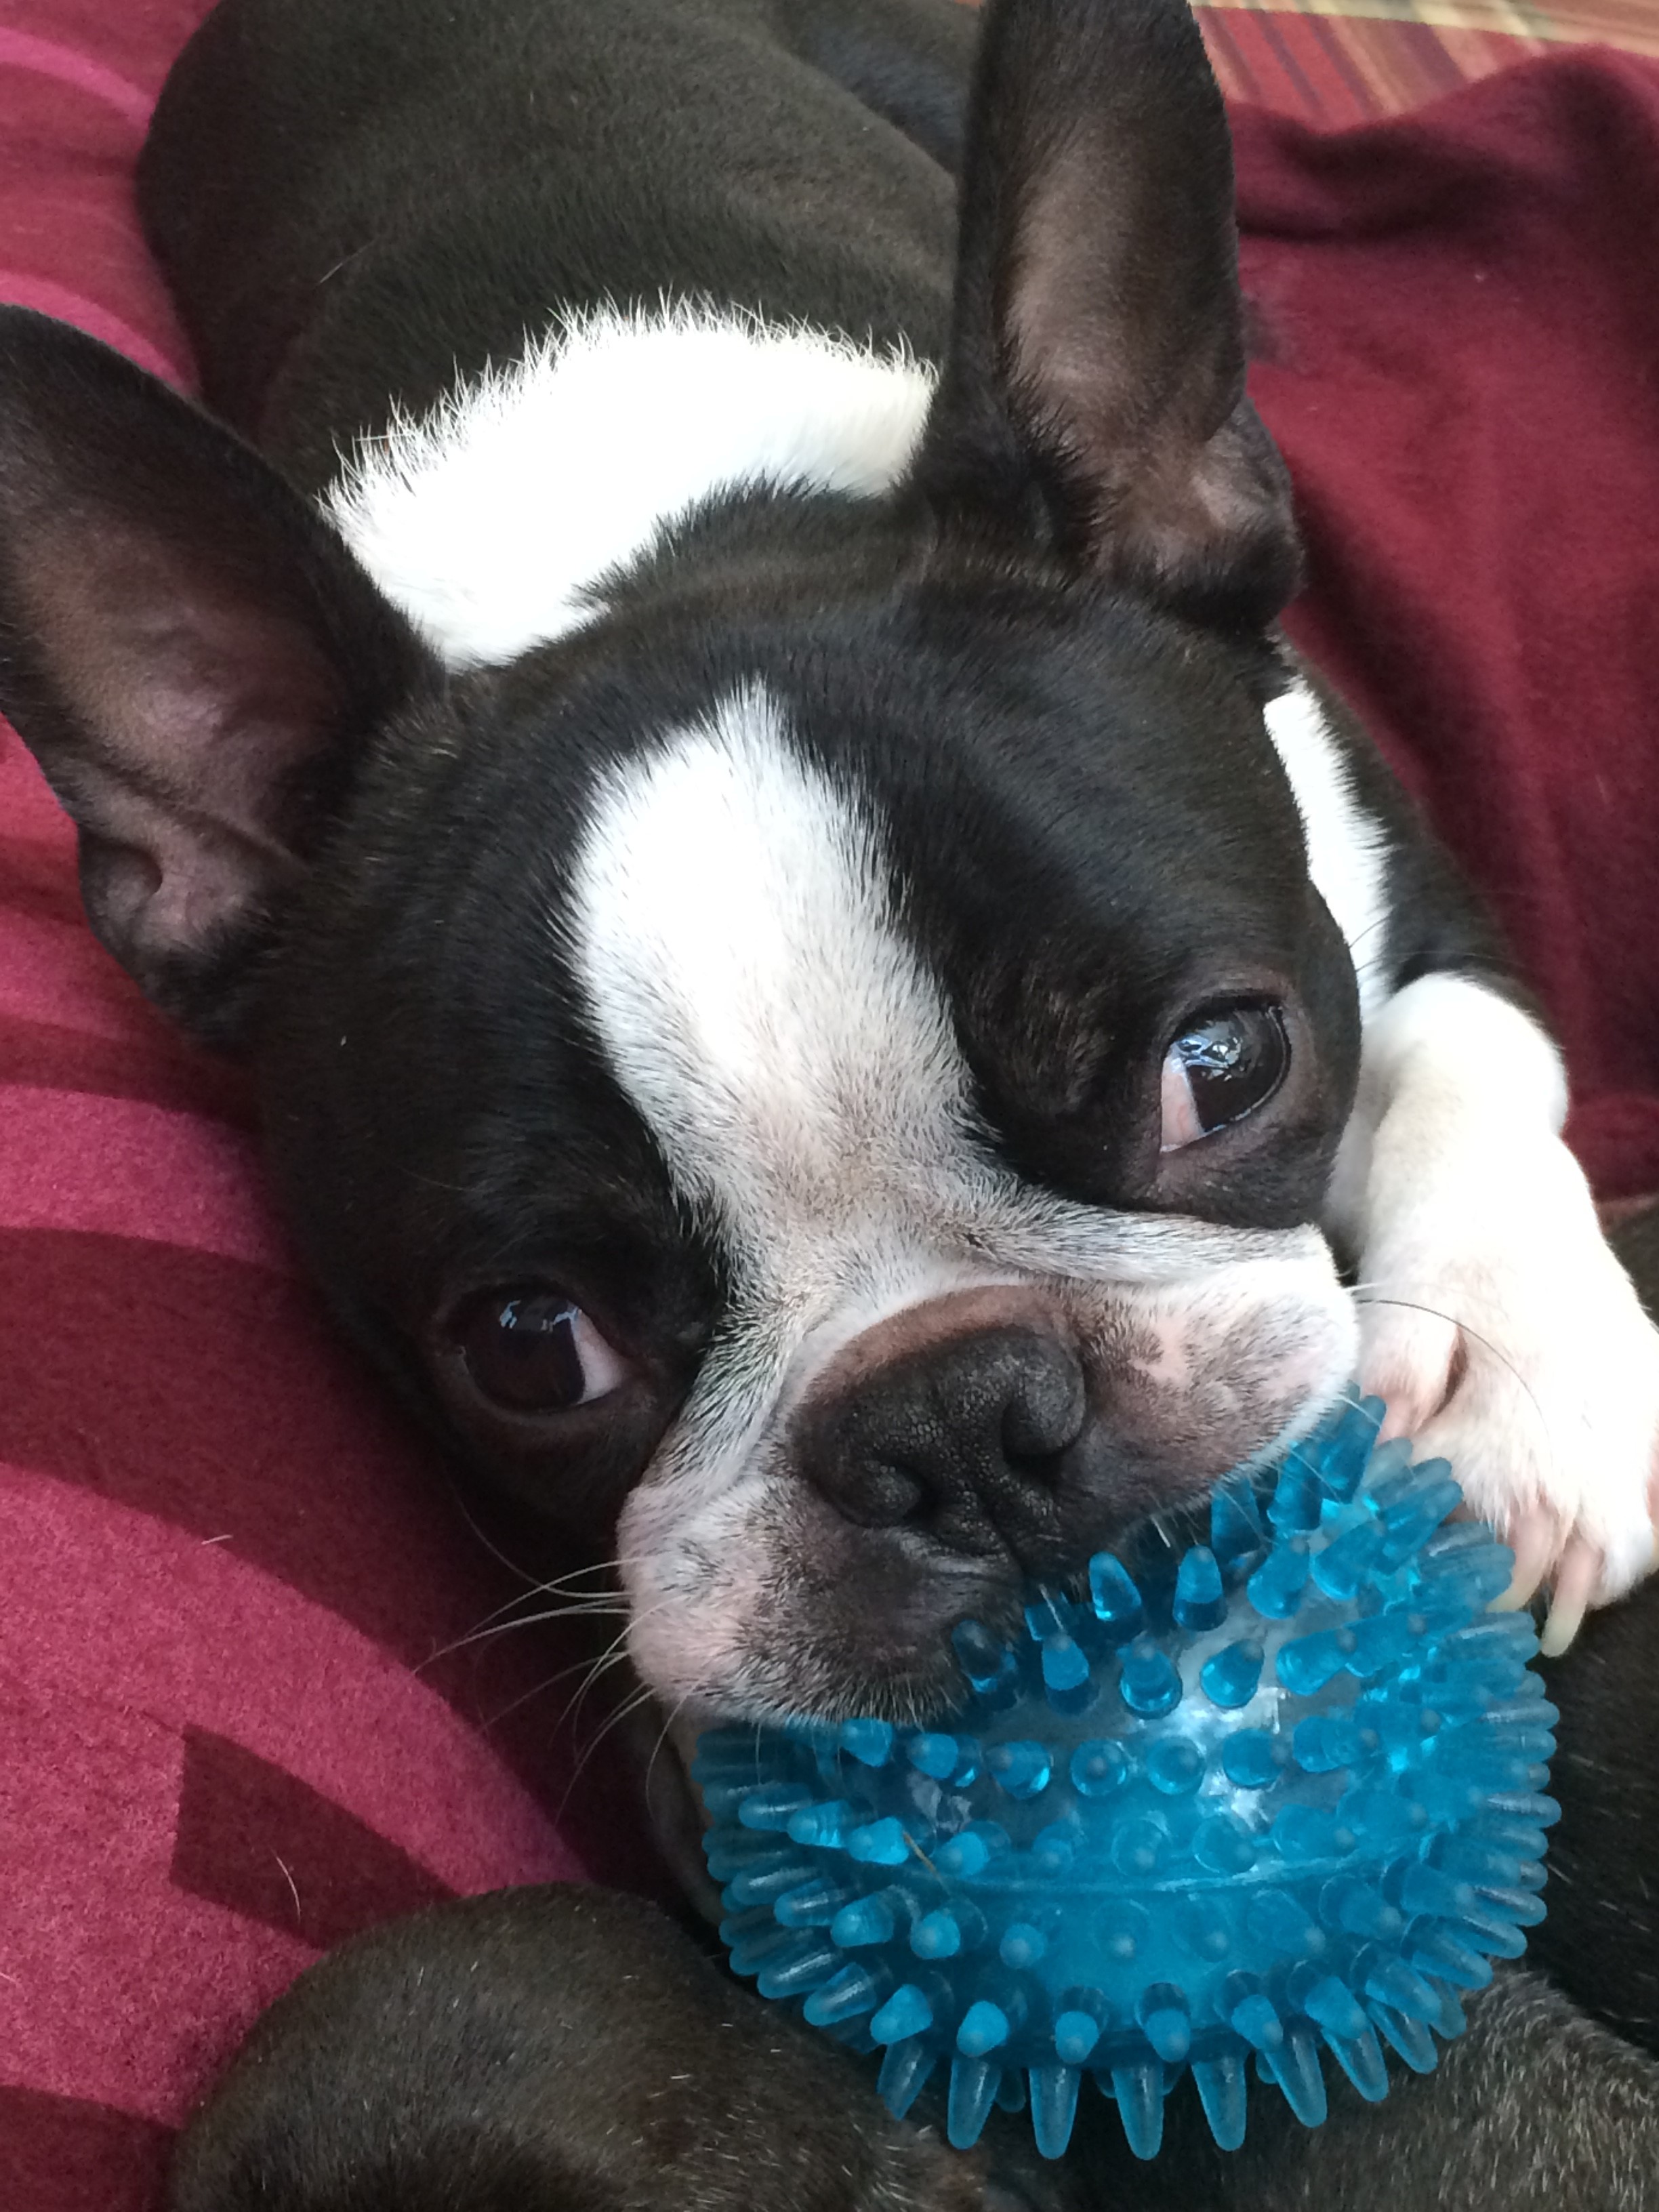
[796,1324,1087,1564]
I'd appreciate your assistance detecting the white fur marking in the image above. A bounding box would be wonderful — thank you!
[325,301,935,666]
[1334,971,1659,1606]
[569,685,1340,1302]
[569,687,1360,1709]
[1263,682,1391,1023]
[569,681,969,1262]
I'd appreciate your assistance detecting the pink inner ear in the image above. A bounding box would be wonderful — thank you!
[92,814,291,967]
[1008,118,1241,405]
[117,608,344,843]
[1004,160,1146,497]
[28,517,348,863]
[4,508,365,1029]
[941,5,1299,628]
[1115,394,1293,591]
[1006,144,1273,588]
[0,308,436,1038]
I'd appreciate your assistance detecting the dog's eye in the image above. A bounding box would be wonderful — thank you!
[1160,1004,1289,1149]
[454,1290,629,1413]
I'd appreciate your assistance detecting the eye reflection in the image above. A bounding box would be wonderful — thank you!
[455,1289,629,1412]
[1160,1004,1289,1151]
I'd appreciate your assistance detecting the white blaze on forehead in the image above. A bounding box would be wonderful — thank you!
[574,680,1358,1605]
[570,684,972,1263]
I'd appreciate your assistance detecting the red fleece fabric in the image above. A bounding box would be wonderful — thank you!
[0,6,1656,2204]
[1242,62,1659,1201]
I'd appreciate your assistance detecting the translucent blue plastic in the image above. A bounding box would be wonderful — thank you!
[695,1397,1557,2162]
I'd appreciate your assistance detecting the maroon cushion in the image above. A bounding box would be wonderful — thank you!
[1244,51,1659,1202]
[3,7,1659,2208]
[0,703,655,2197]
[0,20,645,2203]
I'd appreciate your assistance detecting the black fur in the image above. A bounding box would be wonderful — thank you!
[0,0,1636,2202]
[136,0,976,491]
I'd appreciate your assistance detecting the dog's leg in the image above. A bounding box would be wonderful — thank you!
[1269,676,1659,1647]
[1075,1967,1659,2212]
[1326,970,1659,1647]
[172,1906,1659,2212]
[166,1885,1052,2211]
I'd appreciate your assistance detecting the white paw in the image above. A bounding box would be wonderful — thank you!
[1357,1141,1659,1654]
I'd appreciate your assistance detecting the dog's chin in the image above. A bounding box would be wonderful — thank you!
[729,1622,1008,1732]
[650,1581,1023,1734]
[632,1610,1011,1923]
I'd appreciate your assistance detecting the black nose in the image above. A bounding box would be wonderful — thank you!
[796,1326,1087,1566]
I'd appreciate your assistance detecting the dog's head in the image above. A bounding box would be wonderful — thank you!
[0,0,1361,1722]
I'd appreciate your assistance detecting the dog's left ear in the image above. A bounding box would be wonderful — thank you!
[0,309,440,1047]
[914,0,1300,630]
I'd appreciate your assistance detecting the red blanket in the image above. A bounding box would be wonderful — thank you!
[1248,59,1659,1203]
[1,7,1656,2204]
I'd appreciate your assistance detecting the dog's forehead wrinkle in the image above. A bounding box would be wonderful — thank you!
[571,682,1311,1296]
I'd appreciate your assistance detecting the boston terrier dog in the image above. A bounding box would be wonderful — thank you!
[0,0,1657,2202]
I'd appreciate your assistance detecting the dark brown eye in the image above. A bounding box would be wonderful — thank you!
[454,1290,628,1413]
[1160,1004,1289,1151]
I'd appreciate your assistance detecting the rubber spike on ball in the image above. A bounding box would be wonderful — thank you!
[697,1398,1553,2161]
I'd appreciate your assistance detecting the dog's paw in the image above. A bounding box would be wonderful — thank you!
[1356,1137,1659,1654]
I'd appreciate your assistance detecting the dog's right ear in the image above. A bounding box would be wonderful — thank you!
[0,309,439,1047]
[915,0,1301,631]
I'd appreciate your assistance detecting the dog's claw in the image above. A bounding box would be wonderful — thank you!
[1539,1536,1601,1657]
[1493,1506,1557,1613]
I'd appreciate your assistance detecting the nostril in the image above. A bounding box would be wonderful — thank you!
[845,1458,926,1530]
[1000,1350,1088,1465]
[796,1324,1089,1556]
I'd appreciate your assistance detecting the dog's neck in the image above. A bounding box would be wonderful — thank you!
[324,301,937,668]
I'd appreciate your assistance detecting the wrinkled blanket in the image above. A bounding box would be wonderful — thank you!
[1,5,1655,2202]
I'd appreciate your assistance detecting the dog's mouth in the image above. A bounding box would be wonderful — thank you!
[617,1229,1360,1725]
[619,1407,1268,1740]
[632,1495,1205,1921]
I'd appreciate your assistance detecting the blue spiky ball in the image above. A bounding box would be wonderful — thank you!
[694,1397,1556,2163]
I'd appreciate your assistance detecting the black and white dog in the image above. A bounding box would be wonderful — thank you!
[1,0,1658,2202]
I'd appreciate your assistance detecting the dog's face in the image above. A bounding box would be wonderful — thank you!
[0,0,1360,1720]
[251,560,1360,1721]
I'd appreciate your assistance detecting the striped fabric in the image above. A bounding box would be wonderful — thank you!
[1198,0,1659,123]
[0,771,619,2203]
[1,3,1658,2208]
[0,29,638,2198]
